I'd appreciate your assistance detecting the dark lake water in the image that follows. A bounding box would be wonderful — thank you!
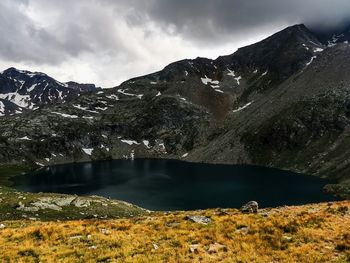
[12,159,337,211]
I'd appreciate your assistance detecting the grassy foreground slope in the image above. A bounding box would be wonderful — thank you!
[0,201,349,262]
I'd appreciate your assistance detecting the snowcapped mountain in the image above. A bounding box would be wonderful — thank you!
[0,67,99,116]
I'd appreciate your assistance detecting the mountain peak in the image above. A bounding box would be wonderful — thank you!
[2,67,47,78]
[0,67,99,115]
[214,23,323,91]
[286,23,308,30]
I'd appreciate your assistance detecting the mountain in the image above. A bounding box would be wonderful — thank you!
[0,24,350,198]
[120,24,325,118]
[0,68,99,116]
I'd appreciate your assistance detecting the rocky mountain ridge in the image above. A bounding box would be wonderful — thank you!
[0,67,99,116]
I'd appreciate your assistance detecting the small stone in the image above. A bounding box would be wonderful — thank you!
[100,229,110,235]
[69,235,83,240]
[236,226,250,234]
[260,212,269,218]
[215,209,229,216]
[207,243,227,253]
[0,224,5,229]
[185,215,212,225]
[153,243,159,250]
[189,244,200,253]
[282,235,293,241]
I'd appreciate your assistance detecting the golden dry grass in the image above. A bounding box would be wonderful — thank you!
[0,201,349,263]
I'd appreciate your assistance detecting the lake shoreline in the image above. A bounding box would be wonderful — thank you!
[11,158,339,211]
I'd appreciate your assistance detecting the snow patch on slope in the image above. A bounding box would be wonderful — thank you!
[121,139,140,145]
[51,112,79,119]
[306,56,317,66]
[82,148,93,155]
[232,101,253,113]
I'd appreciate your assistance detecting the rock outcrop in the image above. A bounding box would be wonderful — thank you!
[241,201,259,213]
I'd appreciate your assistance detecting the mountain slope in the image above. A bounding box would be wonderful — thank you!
[188,43,350,195]
[120,24,324,118]
[0,68,99,115]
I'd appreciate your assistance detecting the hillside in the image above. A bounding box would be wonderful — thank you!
[0,201,349,262]
[0,24,350,198]
[0,68,99,116]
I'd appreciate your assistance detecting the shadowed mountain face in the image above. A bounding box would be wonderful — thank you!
[0,68,99,116]
[0,24,350,198]
[311,22,350,46]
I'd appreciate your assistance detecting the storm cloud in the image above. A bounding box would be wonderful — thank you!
[0,0,349,87]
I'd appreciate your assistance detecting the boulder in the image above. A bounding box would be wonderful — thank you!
[31,199,62,211]
[185,215,212,225]
[72,198,91,208]
[241,201,259,213]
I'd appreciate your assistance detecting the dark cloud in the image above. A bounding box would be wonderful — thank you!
[145,0,350,43]
[0,0,350,86]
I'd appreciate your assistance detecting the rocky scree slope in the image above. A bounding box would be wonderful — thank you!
[0,88,210,169]
[0,24,350,197]
[190,43,350,197]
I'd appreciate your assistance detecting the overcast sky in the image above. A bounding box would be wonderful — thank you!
[1,0,350,88]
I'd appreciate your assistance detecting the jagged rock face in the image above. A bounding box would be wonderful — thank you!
[120,24,325,118]
[0,88,210,165]
[0,68,99,115]
[191,43,350,186]
[216,24,324,96]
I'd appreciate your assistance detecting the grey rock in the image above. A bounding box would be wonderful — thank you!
[207,243,227,254]
[186,215,212,224]
[72,198,91,208]
[241,201,259,213]
[189,244,200,253]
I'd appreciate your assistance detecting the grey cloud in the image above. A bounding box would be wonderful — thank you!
[2,0,350,61]
[0,0,127,65]
[144,0,350,43]
[1,0,350,87]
